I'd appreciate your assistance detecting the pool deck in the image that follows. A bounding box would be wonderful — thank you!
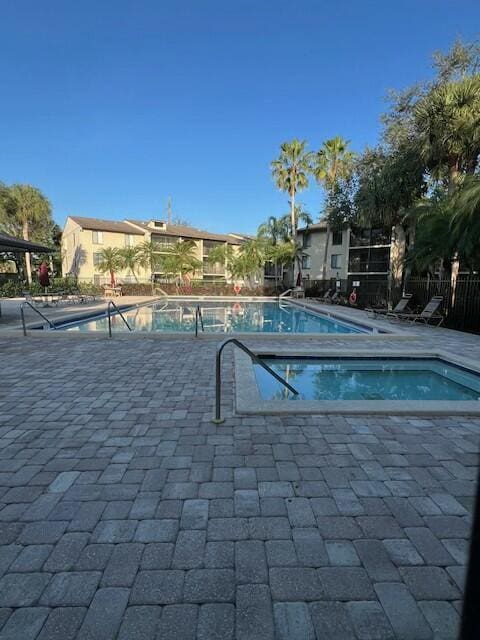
[0,298,478,639]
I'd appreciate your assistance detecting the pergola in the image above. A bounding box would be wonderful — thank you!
[0,231,53,254]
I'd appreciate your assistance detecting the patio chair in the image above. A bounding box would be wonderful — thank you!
[325,291,341,305]
[312,289,332,303]
[365,294,413,319]
[387,295,444,326]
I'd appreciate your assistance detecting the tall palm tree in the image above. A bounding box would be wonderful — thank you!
[6,185,52,284]
[120,246,141,282]
[271,139,312,242]
[96,247,123,287]
[414,76,480,191]
[313,137,356,280]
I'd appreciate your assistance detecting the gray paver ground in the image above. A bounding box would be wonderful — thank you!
[0,330,478,639]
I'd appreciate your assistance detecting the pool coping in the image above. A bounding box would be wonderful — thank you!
[11,296,392,336]
[234,348,480,415]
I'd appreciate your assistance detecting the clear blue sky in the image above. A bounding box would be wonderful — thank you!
[1,1,479,234]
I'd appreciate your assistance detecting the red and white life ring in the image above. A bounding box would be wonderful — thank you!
[349,290,357,305]
[234,283,242,295]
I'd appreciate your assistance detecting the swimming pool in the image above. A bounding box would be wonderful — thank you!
[62,299,370,334]
[234,351,480,415]
[254,357,480,401]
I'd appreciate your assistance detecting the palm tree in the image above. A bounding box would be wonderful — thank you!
[271,139,312,243]
[96,247,123,287]
[414,76,480,191]
[137,240,162,292]
[120,246,141,282]
[6,185,52,284]
[313,137,356,281]
[257,216,288,245]
[160,240,202,282]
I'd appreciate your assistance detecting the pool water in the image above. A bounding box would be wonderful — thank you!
[64,300,367,334]
[255,357,480,401]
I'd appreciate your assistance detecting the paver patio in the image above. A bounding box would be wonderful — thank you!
[0,325,478,639]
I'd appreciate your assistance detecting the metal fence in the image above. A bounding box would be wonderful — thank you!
[405,277,480,333]
[304,275,480,333]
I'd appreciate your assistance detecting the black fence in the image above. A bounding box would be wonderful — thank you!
[303,275,480,333]
[303,277,389,308]
[405,277,480,334]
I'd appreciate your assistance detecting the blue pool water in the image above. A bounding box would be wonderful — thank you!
[255,357,480,401]
[63,300,368,334]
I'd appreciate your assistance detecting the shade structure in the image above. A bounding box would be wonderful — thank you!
[0,232,53,254]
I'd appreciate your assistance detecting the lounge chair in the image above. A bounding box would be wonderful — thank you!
[387,295,444,325]
[365,294,412,319]
[325,291,341,305]
[312,289,332,303]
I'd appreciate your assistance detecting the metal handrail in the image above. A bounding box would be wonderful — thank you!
[212,338,299,423]
[195,305,204,337]
[279,289,293,298]
[20,301,57,335]
[107,301,133,337]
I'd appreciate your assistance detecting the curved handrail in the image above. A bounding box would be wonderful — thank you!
[279,288,293,298]
[212,337,299,423]
[20,301,57,336]
[195,305,204,337]
[107,300,133,337]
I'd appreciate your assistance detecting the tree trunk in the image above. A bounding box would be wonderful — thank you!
[290,189,296,287]
[22,220,32,285]
[110,270,115,287]
[322,224,331,281]
[448,163,460,194]
[389,224,406,305]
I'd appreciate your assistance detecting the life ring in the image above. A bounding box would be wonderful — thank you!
[234,283,242,295]
[349,290,357,305]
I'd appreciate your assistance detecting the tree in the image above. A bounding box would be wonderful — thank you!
[208,239,267,287]
[413,75,480,191]
[160,240,202,282]
[313,137,356,280]
[271,139,312,242]
[0,184,52,284]
[96,247,123,287]
[120,246,141,282]
[257,216,289,245]
[137,240,162,291]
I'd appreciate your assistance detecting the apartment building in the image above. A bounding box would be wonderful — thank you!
[61,216,242,284]
[296,223,395,297]
[296,222,350,282]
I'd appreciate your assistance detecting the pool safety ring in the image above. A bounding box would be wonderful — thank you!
[234,283,242,295]
[349,290,357,305]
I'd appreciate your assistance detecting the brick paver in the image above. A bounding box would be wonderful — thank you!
[0,334,477,638]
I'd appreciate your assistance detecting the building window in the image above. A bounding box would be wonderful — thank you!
[302,255,311,269]
[125,234,135,247]
[332,230,343,246]
[331,254,341,269]
[302,233,311,248]
[93,251,103,267]
[92,231,103,244]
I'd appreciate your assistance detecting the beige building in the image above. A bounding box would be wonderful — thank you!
[296,223,350,283]
[61,216,242,285]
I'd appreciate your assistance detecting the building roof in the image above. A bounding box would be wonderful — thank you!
[0,232,53,254]
[297,221,328,233]
[69,216,144,235]
[125,220,241,244]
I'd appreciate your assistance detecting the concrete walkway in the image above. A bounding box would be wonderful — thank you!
[0,330,477,639]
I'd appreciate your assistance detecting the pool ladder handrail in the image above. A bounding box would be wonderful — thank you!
[107,300,133,337]
[20,301,57,336]
[212,338,299,424]
[279,289,293,298]
[195,305,204,337]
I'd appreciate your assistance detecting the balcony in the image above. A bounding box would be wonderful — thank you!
[349,228,391,248]
[203,261,226,276]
